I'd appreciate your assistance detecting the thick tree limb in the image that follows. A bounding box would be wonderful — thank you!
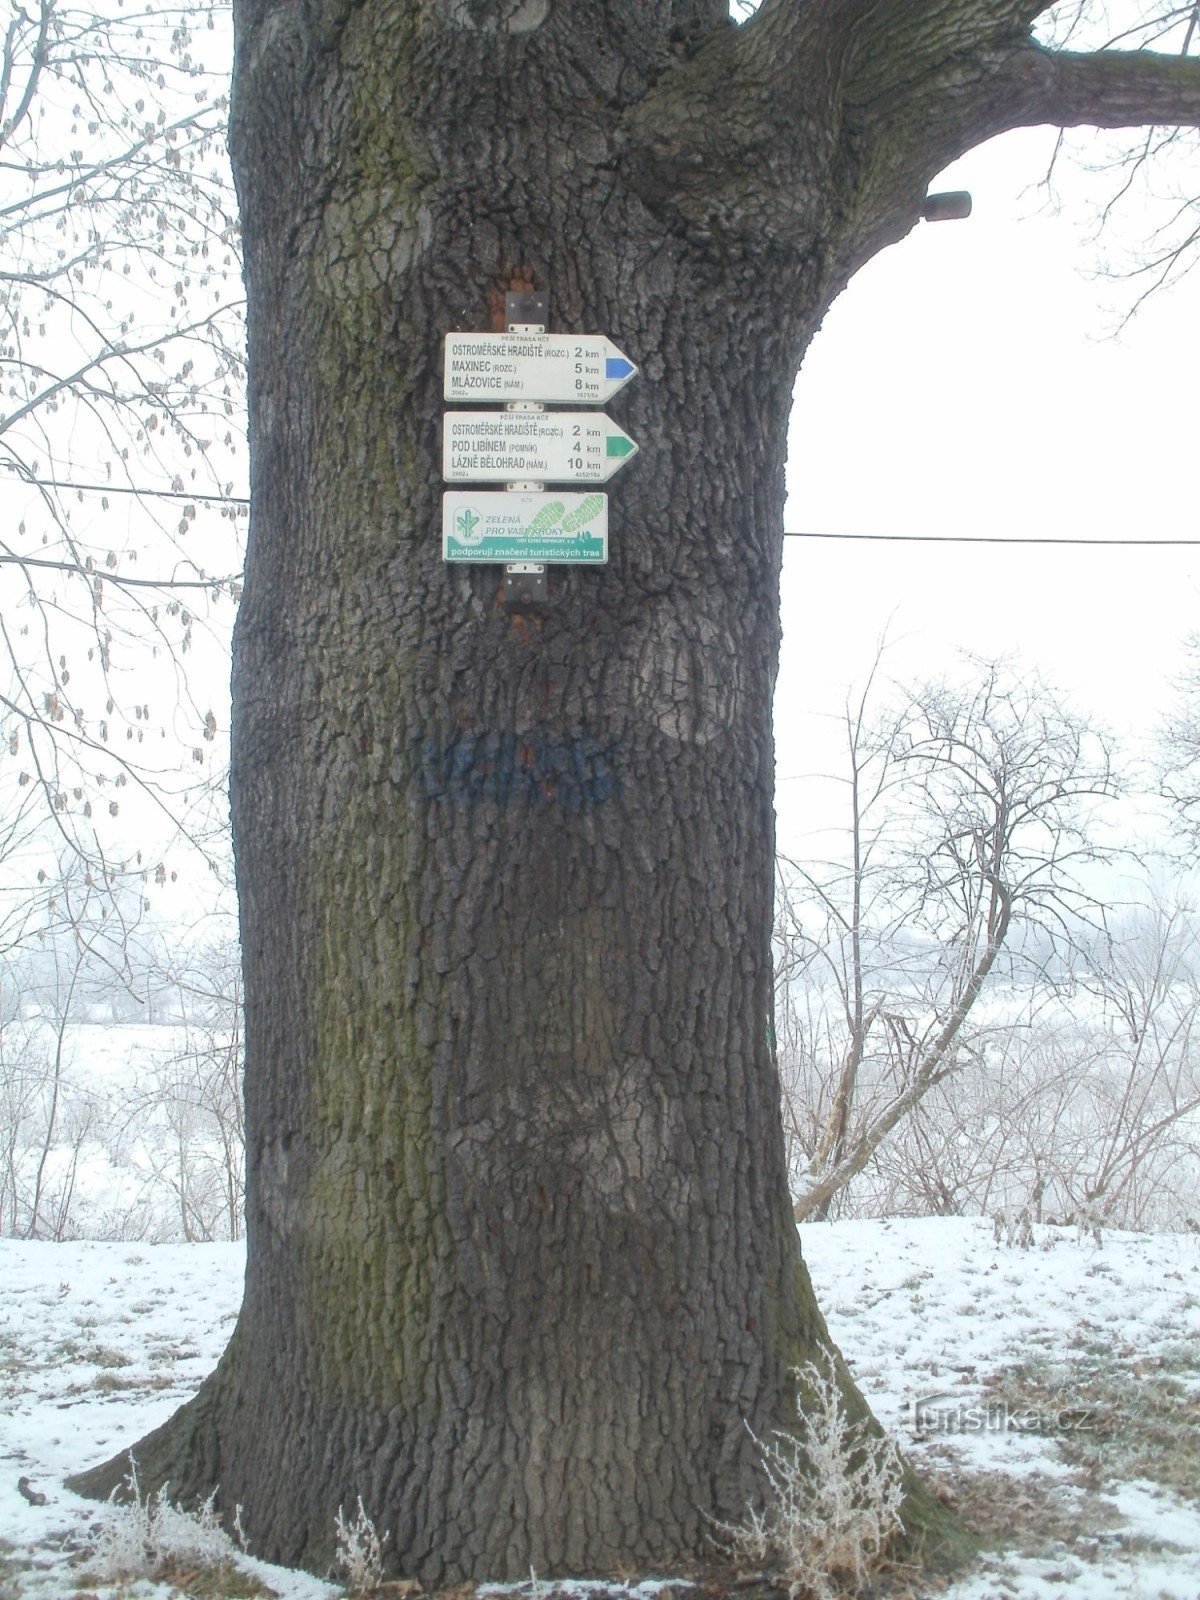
[628,1,1200,299]
[1022,44,1200,129]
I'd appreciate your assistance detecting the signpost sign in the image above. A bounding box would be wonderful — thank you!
[443,492,608,564]
[444,332,637,405]
[440,317,637,575]
[443,412,637,484]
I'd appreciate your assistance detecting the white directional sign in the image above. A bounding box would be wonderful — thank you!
[444,332,638,405]
[443,412,638,484]
[443,492,608,564]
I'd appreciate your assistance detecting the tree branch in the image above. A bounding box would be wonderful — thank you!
[628,0,1200,305]
[1021,43,1200,130]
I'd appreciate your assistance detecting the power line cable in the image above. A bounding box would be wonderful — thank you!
[782,530,1200,547]
[6,475,1199,545]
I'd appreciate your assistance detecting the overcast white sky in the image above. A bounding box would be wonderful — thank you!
[773,124,1200,860]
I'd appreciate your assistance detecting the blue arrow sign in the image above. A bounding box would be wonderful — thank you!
[444,333,639,404]
[605,356,636,383]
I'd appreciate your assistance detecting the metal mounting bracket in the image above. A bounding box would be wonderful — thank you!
[503,562,548,610]
[506,290,548,333]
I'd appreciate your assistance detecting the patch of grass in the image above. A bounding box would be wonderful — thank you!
[148,1341,202,1366]
[86,1345,133,1370]
[75,1465,277,1600]
[91,1371,173,1394]
[984,1342,1200,1503]
[0,1332,25,1371]
[0,1537,22,1600]
[900,1270,934,1291]
[712,1354,906,1600]
[1067,1331,1114,1360]
[74,1545,275,1598]
[917,1454,1122,1560]
[152,1555,276,1597]
[61,1370,174,1397]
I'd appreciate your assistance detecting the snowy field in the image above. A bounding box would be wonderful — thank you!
[1,1218,1198,1599]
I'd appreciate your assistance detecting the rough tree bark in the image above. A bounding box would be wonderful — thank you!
[69,0,1200,1582]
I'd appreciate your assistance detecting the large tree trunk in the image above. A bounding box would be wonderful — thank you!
[71,6,847,1577]
[69,0,1200,1582]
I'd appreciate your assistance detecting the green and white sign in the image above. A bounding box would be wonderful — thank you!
[443,411,637,484]
[443,492,608,564]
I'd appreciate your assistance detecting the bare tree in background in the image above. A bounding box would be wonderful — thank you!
[0,754,45,954]
[0,859,139,1237]
[859,899,1200,1232]
[0,0,244,900]
[138,930,244,1239]
[1069,897,1200,1227]
[779,658,1118,1222]
[1,894,251,1242]
[1160,632,1200,849]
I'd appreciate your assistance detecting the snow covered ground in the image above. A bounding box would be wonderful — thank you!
[1,1217,1198,1598]
[802,1218,1200,1599]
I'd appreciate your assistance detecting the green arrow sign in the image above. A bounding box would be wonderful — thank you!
[443,412,638,485]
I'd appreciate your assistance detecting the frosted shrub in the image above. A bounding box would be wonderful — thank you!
[992,1205,1034,1249]
[84,1460,240,1582]
[717,1355,904,1600]
[333,1496,387,1592]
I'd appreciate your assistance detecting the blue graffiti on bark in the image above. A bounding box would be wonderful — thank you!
[406,730,620,811]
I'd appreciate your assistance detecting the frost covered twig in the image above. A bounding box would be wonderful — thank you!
[333,1496,387,1592]
[714,1355,904,1600]
[83,1458,242,1583]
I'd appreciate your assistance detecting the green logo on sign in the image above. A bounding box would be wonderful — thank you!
[454,507,484,546]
